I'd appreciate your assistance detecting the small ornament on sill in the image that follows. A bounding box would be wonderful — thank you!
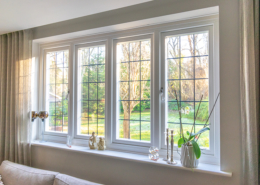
[89,132,97,149]
[97,137,106,150]
[66,135,72,148]
[148,146,159,161]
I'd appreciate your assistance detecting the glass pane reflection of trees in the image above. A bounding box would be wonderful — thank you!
[78,46,105,136]
[47,50,69,133]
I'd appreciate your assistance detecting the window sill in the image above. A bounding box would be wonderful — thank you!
[31,141,231,177]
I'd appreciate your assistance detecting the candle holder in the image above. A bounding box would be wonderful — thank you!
[163,128,170,161]
[167,130,177,165]
[38,111,49,142]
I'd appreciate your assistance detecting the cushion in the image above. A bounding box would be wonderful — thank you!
[0,160,58,185]
[54,174,101,185]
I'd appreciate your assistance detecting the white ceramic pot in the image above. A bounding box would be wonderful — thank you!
[180,145,199,168]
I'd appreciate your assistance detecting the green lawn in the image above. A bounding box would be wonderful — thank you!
[79,110,209,148]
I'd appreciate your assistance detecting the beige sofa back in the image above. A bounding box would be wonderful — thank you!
[0,160,58,185]
[54,174,100,185]
[0,161,101,185]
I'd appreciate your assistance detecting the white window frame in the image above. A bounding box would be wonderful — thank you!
[37,16,219,164]
[41,46,73,141]
[74,41,108,140]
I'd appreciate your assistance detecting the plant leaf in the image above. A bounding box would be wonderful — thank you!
[189,134,195,140]
[191,140,201,159]
[191,127,210,137]
[186,131,190,136]
[178,138,185,148]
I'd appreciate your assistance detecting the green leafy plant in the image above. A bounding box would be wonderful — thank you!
[174,90,220,159]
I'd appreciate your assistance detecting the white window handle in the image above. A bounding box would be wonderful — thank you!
[65,90,69,100]
[160,87,165,103]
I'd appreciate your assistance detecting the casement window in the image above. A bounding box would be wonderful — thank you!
[76,43,106,137]
[45,49,69,134]
[40,18,219,163]
[114,36,152,144]
[161,26,217,157]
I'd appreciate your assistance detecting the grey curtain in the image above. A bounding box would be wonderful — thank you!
[0,30,33,166]
[240,0,259,184]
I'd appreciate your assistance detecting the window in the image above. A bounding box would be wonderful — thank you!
[40,18,219,162]
[165,32,209,148]
[77,45,106,137]
[116,39,151,142]
[45,50,69,133]
[161,26,217,157]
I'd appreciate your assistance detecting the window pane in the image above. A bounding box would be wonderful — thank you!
[98,65,105,82]
[181,35,194,57]
[98,83,105,100]
[80,83,88,100]
[181,80,194,101]
[119,63,129,81]
[167,123,180,145]
[80,67,88,82]
[80,101,89,135]
[166,32,209,149]
[46,50,69,133]
[48,116,56,132]
[141,122,150,141]
[117,39,151,142]
[130,121,140,140]
[129,82,140,100]
[167,81,180,101]
[141,61,150,80]
[195,125,210,148]
[141,101,150,121]
[89,65,97,82]
[89,83,97,100]
[181,58,194,79]
[195,102,209,125]
[130,42,140,61]
[98,119,105,136]
[195,79,209,101]
[130,62,140,81]
[99,46,105,64]
[167,102,179,123]
[168,59,179,79]
[195,57,208,78]
[78,45,106,136]
[141,40,150,60]
[195,32,208,56]
[141,81,150,100]
[166,36,179,59]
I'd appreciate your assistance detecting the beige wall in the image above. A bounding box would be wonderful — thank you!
[32,146,237,185]
[31,0,241,184]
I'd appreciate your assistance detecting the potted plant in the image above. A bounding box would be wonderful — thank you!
[174,90,220,168]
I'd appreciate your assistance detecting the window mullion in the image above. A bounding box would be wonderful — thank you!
[68,44,74,138]
[106,38,112,145]
[153,30,160,148]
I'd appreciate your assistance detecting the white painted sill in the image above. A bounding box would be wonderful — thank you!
[31,141,232,177]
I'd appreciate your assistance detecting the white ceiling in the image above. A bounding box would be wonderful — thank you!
[0,0,152,35]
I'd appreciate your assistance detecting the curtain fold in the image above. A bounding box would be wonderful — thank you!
[240,0,259,184]
[0,30,33,166]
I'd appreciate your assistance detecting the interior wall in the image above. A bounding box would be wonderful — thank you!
[31,0,241,184]
[32,146,236,185]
